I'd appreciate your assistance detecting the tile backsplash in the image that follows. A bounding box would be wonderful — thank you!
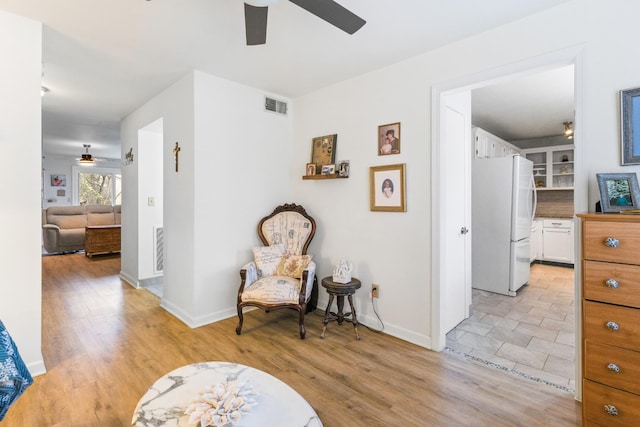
[535,190,574,218]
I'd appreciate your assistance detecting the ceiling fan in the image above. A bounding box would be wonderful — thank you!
[244,0,366,45]
[77,144,100,165]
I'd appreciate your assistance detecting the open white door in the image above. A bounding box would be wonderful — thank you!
[441,92,472,334]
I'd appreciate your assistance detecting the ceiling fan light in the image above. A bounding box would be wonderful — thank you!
[79,144,96,165]
[79,156,95,165]
[563,121,573,139]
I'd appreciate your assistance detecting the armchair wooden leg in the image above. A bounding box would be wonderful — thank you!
[236,307,244,335]
[298,309,306,339]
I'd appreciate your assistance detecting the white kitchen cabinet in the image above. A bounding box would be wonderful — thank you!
[541,219,574,264]
[473,127,521,159]
[523,144,575,190]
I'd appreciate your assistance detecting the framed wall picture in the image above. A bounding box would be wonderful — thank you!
[378,122,400,155]
[621,87,640,165]
[337,160,350,177]
[51,174,66,187]
[306,163,316,176]
[596,173,640,212]
[311,134,337,168]
[321,164,335,175]
[370,163,406,212]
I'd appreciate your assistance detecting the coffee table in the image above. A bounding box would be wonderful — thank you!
[131,361,322,426]
[85,224,121,258]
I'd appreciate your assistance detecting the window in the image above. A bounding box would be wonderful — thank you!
[72,166,121,205]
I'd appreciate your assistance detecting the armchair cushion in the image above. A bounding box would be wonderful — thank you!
[275,254,313,279]
[242,276,301,305]
[260,211,314,256]
[252,244,286,278]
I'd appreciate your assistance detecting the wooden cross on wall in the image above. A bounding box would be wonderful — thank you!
[173,142,181,172]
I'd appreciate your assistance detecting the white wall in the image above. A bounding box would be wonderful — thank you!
[291,0,640,347]
[0,10,45,374]
[121,70,292,326]
[192,71,292,325]
[42,155,74,207]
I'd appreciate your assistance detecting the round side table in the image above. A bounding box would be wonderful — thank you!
[320,277,361,340]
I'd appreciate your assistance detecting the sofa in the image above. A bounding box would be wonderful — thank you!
[42,205,121,254]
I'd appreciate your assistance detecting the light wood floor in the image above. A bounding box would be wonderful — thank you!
[5,253,581,426]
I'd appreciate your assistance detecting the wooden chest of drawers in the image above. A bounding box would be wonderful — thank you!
[85,225,121,258]
[578,213,640,426]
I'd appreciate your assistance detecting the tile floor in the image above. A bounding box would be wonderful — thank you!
[144,283,163,298]
[446,263,576,392]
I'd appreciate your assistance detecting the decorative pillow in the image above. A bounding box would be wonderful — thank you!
[252,244,286,278]
[275,254,312,279]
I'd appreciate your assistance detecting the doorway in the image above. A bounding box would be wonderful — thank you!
[431,48,585,397]
[137,118,164,296]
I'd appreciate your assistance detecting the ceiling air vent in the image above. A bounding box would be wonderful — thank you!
[264,96,288,116]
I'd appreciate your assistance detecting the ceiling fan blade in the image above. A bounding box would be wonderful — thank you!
[244,3,268,45]
[289,0,365,34]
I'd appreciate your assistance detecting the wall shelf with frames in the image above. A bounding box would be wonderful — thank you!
[302,174,347,180]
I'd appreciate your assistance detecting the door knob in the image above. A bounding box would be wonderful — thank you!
[460,227,469,235]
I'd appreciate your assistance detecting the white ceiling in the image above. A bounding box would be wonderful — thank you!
[0,0,573,159]
[472,65,575,143]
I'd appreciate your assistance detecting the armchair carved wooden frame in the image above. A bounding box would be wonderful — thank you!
[236,203,318,339]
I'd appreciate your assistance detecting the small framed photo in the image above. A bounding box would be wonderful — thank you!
[370,163,406,212]
[311,134,337,168]
[57,189,65,197]
[620,87,640,165]
[51,174,66,187]
[321,164,336,175]
[337,160,350,178]
[306,163,316,176]
[597,173,640,212]
[378,122,400,155]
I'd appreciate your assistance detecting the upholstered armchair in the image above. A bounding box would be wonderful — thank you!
[236,203,318,339]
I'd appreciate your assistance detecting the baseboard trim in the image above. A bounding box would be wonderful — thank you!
[27,357,47,377]
[119,271,139,288]
[315,295,432,350]
[159,299,236,329]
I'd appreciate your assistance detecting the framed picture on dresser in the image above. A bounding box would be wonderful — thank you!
[596,172,640,212]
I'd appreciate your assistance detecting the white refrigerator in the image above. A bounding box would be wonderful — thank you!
[472,155,536,296]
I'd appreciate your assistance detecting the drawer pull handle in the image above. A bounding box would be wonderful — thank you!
[607,363,621,373]
[605,279,619,289]
[604,404,619,416]
[606,321,619,331]
[605,237,619,248]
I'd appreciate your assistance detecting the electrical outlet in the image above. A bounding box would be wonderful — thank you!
[371,284,380,298]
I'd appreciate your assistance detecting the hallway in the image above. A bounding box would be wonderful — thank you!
[446,263,575,392]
